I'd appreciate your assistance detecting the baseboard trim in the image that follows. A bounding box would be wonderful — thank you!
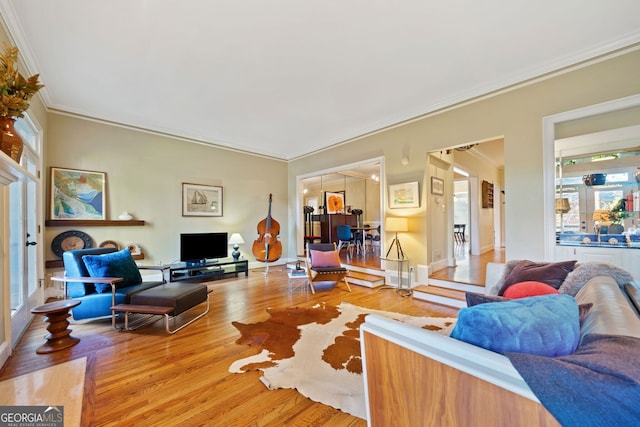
[0,340,10,370]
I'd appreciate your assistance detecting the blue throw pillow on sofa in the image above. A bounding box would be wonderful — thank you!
[450,294,580,357]
[82,248,142,293]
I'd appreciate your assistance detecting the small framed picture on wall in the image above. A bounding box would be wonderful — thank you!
[430,177,444,196]
[182,183,223,217]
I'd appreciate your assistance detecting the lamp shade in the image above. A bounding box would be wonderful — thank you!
[385,217,408,232]
[555,198,570,214]
[592,210,610,222]
[228,233,245,245]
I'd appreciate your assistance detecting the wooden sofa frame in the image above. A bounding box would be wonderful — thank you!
[360,315,559,427]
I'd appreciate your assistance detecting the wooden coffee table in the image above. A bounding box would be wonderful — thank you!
[31,299,81,354]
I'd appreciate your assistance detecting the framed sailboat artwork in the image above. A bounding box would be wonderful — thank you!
[182,183,223,217]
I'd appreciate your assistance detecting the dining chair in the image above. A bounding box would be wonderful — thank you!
[336,224,355,258]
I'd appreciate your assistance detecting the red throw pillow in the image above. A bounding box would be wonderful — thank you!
[503,281,561,299]
[310,250,341,268]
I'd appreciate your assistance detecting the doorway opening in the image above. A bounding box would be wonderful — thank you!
[453,167,470,255]
[428,138,505,285]
[297,157,384,271]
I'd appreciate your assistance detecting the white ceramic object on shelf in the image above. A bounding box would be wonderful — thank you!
[118,211,133,220]
[127,243,141,255]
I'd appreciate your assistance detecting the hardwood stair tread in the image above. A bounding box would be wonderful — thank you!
[413,285,466,301]
[347,271,384,281]
[346,270,385,288]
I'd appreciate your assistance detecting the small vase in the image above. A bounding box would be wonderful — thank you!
[0,117,23,162]
[609,224,624,234]
[118,211,133,220]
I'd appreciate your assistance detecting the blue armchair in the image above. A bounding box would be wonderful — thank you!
[52,247,167,321]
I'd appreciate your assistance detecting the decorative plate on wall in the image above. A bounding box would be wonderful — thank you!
[99,240,120,250]
[51,230,94,258]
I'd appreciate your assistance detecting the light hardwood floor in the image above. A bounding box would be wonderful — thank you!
[429,245,506,285]
[338,243,506,287]
[1,268,458,426]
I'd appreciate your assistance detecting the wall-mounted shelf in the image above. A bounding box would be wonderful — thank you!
[45,220,145,227]
[482,180,494,209]
[45,253,145,269]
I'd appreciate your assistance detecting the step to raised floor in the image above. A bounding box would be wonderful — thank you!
[347,271,385,288]
[412,285,467,308]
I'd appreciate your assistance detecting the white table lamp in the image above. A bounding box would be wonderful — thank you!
[228,233,245,260]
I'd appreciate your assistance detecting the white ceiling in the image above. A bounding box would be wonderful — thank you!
[1,1,639,160]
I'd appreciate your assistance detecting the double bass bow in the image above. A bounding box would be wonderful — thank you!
[252,193,282,262]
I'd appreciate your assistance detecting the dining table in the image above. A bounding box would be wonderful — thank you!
[350,226,373,255]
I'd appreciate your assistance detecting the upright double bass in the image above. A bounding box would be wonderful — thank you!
[252,193,282,262]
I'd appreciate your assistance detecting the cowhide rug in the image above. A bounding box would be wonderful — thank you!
[229,301,456,419]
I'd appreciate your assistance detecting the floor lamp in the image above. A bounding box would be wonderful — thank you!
[555,198,570,233]
[385,217,408,259]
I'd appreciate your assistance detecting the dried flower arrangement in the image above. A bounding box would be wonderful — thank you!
[0,43,43,118]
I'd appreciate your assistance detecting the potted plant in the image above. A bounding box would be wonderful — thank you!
[608,198,632,234]
[0,43,43,162]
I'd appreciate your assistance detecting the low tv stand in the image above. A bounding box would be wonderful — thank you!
[167,259,248,282]
[185,259,216,267]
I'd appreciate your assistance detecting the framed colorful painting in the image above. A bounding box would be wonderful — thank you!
[50,167,106,220]
[389,181,420,208]
[325,191,345,214]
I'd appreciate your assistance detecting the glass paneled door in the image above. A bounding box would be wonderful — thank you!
[8,113,42,348]
[9,176,40,347]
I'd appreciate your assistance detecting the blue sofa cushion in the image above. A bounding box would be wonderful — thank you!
[465,291,593,325]
[82,248,142,293]
[451,294,580,357]
[63,247,118,297]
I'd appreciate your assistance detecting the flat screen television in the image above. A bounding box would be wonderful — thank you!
[180,232,228,264]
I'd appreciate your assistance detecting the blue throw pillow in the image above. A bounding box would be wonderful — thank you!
[450,294,580,357]
[82,248,142,293]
